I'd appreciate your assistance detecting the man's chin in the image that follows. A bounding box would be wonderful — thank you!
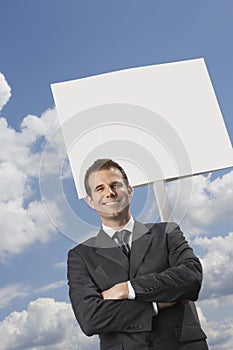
[98,207,129,219]
[99,210,122,218]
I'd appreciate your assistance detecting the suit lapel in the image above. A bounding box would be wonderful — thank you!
[129,221,153,278]
[94,221,154,276]
[95,228,129,272]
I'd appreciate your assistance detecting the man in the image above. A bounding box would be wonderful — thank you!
[68,159,209,350]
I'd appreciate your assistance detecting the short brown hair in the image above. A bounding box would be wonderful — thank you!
[84,159,129,197]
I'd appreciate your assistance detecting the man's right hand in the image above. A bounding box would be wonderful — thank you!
[158,299,189,310]
[157,302,176,310]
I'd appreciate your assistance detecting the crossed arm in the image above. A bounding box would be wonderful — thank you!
[101,281,130,299]
[102,224,202,305]
[67,224,202,336]
[101,281,178,310]
[68,250,155,336]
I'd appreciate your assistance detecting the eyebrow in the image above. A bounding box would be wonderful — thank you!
[94,184,104,192]
[94,181,123,192]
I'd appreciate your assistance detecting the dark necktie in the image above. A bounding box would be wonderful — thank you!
[113,230,131,258]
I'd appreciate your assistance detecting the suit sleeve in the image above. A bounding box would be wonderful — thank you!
[67,248,154,336]
[130,223,203,303]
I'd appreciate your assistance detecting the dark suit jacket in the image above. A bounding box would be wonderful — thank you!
[67,221,209,350]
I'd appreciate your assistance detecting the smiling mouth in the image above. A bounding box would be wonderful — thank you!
[104,201,120,206]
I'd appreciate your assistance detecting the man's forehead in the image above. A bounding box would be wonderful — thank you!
[89,167,124,184]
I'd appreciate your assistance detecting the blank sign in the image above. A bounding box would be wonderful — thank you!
[51,58,233,198]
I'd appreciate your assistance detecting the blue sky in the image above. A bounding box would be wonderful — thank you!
[0,1,233,349]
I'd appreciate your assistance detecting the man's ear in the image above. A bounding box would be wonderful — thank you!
[128,185,133,200]
[85,195,95,209]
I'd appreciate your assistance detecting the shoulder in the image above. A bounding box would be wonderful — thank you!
[144,222,191,253]
[68,235,97,257]
[144,221,181,234]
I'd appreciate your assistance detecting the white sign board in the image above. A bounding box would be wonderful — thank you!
[51,58,233,198]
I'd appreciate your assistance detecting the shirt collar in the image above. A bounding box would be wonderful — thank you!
[102,216,135,238]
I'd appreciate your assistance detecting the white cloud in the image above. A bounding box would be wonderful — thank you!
[0,108,61,178]
[167,171,233,235]
[0,75,80,258]
[54,260,66,269]
[0,298,97,350]
[0,75,67,260]
[21,108,59,139]
[1,296,232,350]
[199,294,233,310]
[0,199,61,262]
[0,284,29,310]
[0,162,29,202]
[197,306,233,350]
[0,73,11,111]
[0,281,67,311]
[194,232,233,300]
[35,281,66,294]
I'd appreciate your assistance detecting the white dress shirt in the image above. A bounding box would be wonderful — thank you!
[102,216,158,315]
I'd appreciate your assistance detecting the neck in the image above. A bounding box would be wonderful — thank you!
[102,212,131,230]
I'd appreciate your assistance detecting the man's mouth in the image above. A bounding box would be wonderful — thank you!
[103,201,119,206]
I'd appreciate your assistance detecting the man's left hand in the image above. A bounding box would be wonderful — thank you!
[102,282,129,300]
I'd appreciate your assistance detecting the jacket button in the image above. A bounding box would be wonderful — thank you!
[147,341,154,347]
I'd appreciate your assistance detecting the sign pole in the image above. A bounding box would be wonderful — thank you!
[153,181,173,222]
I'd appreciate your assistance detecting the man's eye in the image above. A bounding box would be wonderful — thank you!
[113,183,122,188]
[96,187,104,192]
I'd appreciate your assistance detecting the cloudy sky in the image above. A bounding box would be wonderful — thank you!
[1,1,233,349]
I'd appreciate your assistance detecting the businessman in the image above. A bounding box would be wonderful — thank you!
[67,159,209,350]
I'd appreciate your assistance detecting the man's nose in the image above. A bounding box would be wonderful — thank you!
[105,186,116,197]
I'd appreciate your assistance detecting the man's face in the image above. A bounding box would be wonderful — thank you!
[86,167,133,223]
